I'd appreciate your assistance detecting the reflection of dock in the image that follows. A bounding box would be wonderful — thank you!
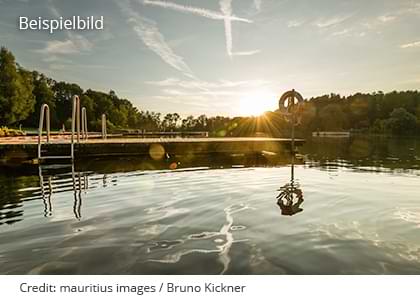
[0,137,305,161]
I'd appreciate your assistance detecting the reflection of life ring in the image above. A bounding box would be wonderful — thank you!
[278,90,304,112]
[276,182,304,216]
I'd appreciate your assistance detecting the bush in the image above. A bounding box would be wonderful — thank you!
[385,108,417,135]
[0,126,26,137]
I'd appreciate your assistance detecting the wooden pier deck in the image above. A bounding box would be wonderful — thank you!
[0,136,305,162]
[0,136,305,145]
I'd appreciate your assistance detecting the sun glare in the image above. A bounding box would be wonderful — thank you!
[238,89,278,117]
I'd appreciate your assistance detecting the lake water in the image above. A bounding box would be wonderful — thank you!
[1,136,419,274]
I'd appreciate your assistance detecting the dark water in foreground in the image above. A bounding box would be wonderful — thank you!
[0,136,419,274]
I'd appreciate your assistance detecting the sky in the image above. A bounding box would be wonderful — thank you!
[1,0,420,117]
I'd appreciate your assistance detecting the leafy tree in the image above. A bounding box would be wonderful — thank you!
[0,47,35,125]
[80,94,95,125]
[24,71,56,127]
[181,115,196,131]
[385,108,417,135]
[319,104,348,131]
[162,113,180,131]
[52,81,83,127]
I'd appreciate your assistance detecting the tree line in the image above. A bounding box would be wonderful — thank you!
[1,46,420,137]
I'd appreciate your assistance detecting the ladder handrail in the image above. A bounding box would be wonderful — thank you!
[38,104,50,159]
[81,107,88,140]
[70,95,86,159]
[38,95,91,161]
[38,95,88,160]
[102,114,107,139]
[71,95,81,146]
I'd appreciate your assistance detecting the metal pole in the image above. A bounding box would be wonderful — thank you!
[38,108,44,159]
[76,97,80,143]
[85,109,88,140]
[291,89,295,157]
[102,114,107,139]
[46,106,50,143]
[81,107,85,140]
[290,90,295,182]
[81,107,88,140]
[38,104,50,159]
[279,89,304,185]
[71,96,79,160]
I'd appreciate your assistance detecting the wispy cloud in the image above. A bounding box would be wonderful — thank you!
[118,0,194,78]
[378,14,397,23]
[162,88,243,97]
[315,15,352,28]
[47,62,116,72]
[400,41,420,49]
[37,38,93,55]
[42,55,72,63]
[38,0,93,55]
[367,3,420,30]
[145,78,271,89]
[398,2,420,16]
[145,78,271,88]
[288,20,305,28]
[143,0,252,23]
[332,28,351,36]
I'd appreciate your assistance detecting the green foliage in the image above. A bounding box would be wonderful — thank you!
[318,103,347,130]
[53,81,83,124]
[0,47,35,125]
[162,113,181,131]
[24,71,56,127]
[384,108,417,135]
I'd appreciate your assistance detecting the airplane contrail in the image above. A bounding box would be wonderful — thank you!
[220,0,259,58]
[143,0,252,23]
[232,50,261,56]
[220,0,233,57]
[254,0,262,11]
[142,0,259,58]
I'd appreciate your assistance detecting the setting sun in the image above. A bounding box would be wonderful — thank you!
[238,89,278,116]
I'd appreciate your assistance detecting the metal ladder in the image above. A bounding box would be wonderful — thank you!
[38,95,89,161]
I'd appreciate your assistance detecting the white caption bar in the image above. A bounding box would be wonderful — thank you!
[0,276,418,300]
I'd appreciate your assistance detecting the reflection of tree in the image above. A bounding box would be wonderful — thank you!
[0,173,34,226]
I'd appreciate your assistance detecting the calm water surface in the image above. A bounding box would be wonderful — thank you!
[1,136,419,274]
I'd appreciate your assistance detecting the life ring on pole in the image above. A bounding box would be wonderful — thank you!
[278,89,304,112]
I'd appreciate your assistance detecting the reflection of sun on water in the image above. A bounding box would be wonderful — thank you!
[238,89,278,116]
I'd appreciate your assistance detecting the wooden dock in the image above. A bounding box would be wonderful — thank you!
[0,136,305,162]
[312,131,351,138]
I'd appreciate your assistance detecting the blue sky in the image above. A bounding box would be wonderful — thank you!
[1,0,420,116]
